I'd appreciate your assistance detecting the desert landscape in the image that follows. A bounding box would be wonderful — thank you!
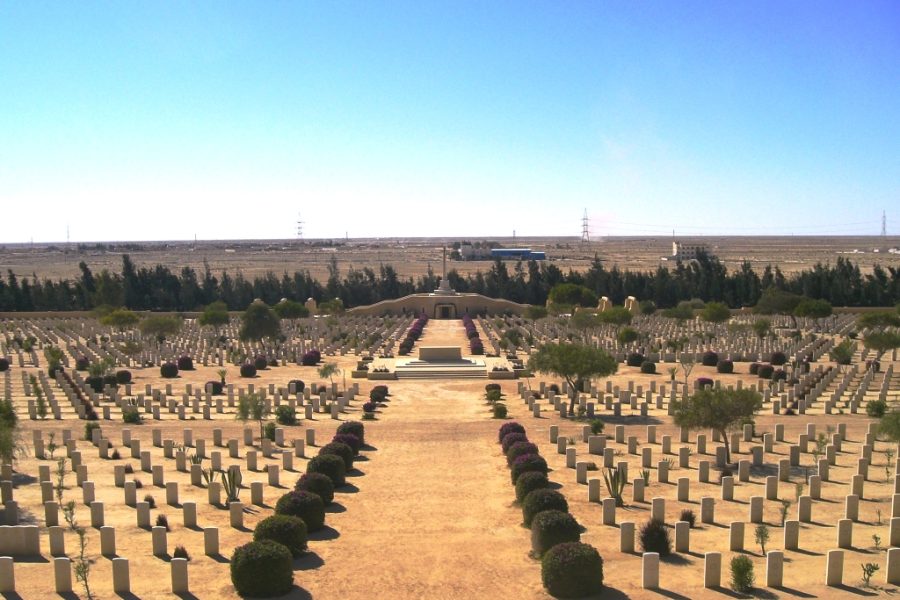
[1,235,899,285]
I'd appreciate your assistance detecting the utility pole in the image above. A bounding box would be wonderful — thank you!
[882,210,888,237]
[581,209,590,244]
[296,213,304,241]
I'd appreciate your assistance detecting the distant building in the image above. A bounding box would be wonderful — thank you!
[669,241,711,262]
[459,243,492,260]
[490,248,546,261]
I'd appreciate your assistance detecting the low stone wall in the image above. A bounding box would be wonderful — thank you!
[347,293,529,318]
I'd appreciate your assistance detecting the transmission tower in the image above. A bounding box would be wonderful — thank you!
[580,209,590,244]
[882,210,887,237]
[296,213,304,241]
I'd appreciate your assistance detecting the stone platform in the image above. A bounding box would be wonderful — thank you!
[393,346,487,379]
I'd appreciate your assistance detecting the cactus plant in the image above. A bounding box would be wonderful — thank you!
[222,468,243,502]
[602,467,626,507]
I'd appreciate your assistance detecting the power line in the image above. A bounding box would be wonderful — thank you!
[581,209,590,244]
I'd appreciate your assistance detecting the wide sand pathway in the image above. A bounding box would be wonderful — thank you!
[299,319,545,599]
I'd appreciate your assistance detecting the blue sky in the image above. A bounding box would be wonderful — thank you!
[1,1,899,242]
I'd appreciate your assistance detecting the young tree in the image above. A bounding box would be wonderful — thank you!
[524,305,548,322]
[99,308,140,331]
[700,302,731,324]
[794,298,832,318]
[239,299,281,342]
[596,306,633,327]
[273,299,309,320]
[672,388,763,464]
[138,314,182,343]
[198,301,230,334]
[662,302,695,321]
[879,411,900,446]
[863,331,900,363]
[317,362,342,391]
[679,353,696,387]
[0,396,21,466]
[528,342,618,415]
[751,319,771,339]
[236,392,271,442]
[858,311,900,330]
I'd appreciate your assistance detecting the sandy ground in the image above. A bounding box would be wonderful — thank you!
[6,319,899,599]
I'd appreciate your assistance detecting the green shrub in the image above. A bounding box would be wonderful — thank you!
[531,509,581,556]
[679,509,696,528]
[639,518,671,556]
[640,361,656,374]
[515,471,550,503]
[716,360,734,374]
[626,352,644,367]
[867,399,887,418]
[122,408,142,424]
[307,453,346,488]
[492,403,508,418]
[275,405,298,425]
[230,540,293,597]
[160,362,178,378]
[541,542,603,598]
[319,441,354,471]
[590,418,604,435]
[522,489,568,527]
[336,421,365,445]
[263,422,277,441]
[83,422,101,441]
[294,472,335,505]
[730,554,754,592]
[275,490,325,532]
[254,514,308,557]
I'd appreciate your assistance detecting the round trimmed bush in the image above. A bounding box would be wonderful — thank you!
[205,380,224,395]
[307,454,346,488]
[363,401,377,413]
[511,453,548,484]
[336,421,365,445]
[522,489,568,527]
[288,379,305,393]
[160,362,178,378]
[541,542,603,598]
[230,540,293,597]
[176,355,194,371]
[626,352,644,367]
[332,433,361,455]
[103,374,118,388]
[275,405,297,426]
[319,441,354,471]
[498,421,526,444]
[531,510,581,556]
[492,403,508,418]
[639,518,671,556]
[716,359,734,374]
[275,490,325,532]
[506,441,540,466]
[701,351,719,366]
[253,514,308,557]
[115,370,132,384]
[515,471,550,503]
[254,355,268,370]
[548,384,560,394]
[757,364,774,379]
[485,383,501,392]
[640,360,656,374]
[300,351,320,366]
[75,357,89,371]
[239,363,257,378]
[85,376,103,393]
[770,351,787,366]
[772,369,787,381]
[749,362,761,375]
[294,472,335,505]
[695,377,713,389]
[501,432,529,454]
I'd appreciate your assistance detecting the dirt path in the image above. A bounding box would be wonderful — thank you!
[298,320,545,599]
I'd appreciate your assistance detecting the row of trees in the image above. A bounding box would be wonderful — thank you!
[0,253,899,312]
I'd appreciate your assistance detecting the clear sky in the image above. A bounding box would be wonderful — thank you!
[1,1,899,242]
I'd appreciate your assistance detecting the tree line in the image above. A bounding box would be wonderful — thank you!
[0,252,898,312]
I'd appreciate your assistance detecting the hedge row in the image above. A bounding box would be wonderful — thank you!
[497,422,604,597]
